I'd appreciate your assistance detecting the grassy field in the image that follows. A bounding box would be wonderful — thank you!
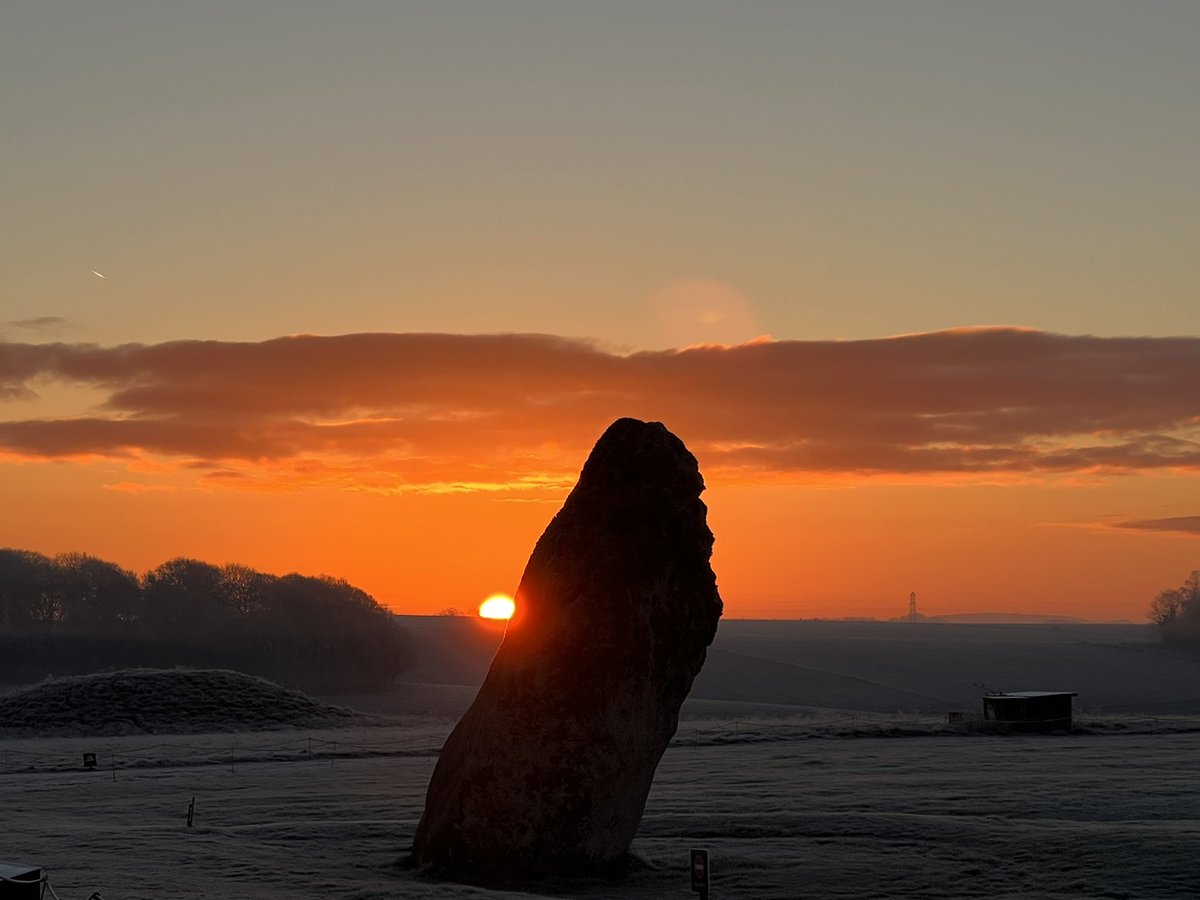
[3,619,1199,898]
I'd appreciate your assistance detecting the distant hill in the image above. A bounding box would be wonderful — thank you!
[377,616,1195,718]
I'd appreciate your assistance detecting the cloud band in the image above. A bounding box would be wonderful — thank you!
[2,327,1199,490]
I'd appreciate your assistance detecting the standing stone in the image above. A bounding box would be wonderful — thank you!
[410,417,723,882]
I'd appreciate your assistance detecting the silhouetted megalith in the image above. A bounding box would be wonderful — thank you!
[410,417,723,881]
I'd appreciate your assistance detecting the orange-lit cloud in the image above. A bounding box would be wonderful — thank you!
[2,328,1199,492]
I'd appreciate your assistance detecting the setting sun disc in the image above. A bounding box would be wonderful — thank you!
[479,594,515,620]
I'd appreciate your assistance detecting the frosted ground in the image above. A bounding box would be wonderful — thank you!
[4,620,1200,898]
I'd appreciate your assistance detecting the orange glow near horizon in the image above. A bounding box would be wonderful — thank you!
[479,594,516,620]
[0,458,1196,623]
[1,329,1199,623]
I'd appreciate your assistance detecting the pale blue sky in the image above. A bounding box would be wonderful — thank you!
[3,1,1198,347]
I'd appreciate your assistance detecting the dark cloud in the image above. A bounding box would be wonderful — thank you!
[1114,516,1200,537]
[1,328,1199,489]
[4,316,80,334]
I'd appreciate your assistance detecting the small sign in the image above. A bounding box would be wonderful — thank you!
[82,753,97,770]
[690,848,710,896]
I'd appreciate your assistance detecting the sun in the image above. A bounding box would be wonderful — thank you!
[479,593,516,620]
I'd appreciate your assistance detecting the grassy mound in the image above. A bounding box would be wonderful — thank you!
[0,668,358,736]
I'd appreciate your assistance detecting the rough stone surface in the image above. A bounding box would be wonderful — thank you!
[410,417,723,882]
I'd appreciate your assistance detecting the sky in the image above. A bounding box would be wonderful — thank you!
[2,1,1198,620]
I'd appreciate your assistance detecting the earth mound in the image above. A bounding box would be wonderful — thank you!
[0,668,357,736]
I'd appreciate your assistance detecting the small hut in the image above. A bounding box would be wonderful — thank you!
[982,691,1077,732]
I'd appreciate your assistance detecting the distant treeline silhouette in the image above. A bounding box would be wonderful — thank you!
[0,549,409,689]
[1149,567,1200,644]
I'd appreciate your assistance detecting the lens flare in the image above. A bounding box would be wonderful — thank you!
[479,593,515,620]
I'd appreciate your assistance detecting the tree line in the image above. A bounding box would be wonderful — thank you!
[0,549,409,689]
[1149,567,1200,644]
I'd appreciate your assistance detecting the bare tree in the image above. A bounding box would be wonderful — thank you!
[55,553,140,630]
[0,549,61,628]
[1150,568,1200,642]
[0,548,410,686]
[1149,588,1185,628]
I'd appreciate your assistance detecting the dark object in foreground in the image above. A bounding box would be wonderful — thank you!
[411,418,723,882]
[0,862,42,900]
[982,691,1077,732]
[690,848,711,899]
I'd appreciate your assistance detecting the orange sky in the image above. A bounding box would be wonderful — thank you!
[4,6,1199,622]
[1,329,1198,621]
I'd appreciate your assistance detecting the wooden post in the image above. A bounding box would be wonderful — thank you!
[186,796,195,828]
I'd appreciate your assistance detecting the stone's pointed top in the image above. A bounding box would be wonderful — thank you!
[576,417,704,497]
[598,416,673,441]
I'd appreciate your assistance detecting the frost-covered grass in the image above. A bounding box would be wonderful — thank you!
[3,622,1199,897]
[2,723,1198,898]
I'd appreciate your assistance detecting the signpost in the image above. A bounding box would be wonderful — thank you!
[690,848,710,899]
